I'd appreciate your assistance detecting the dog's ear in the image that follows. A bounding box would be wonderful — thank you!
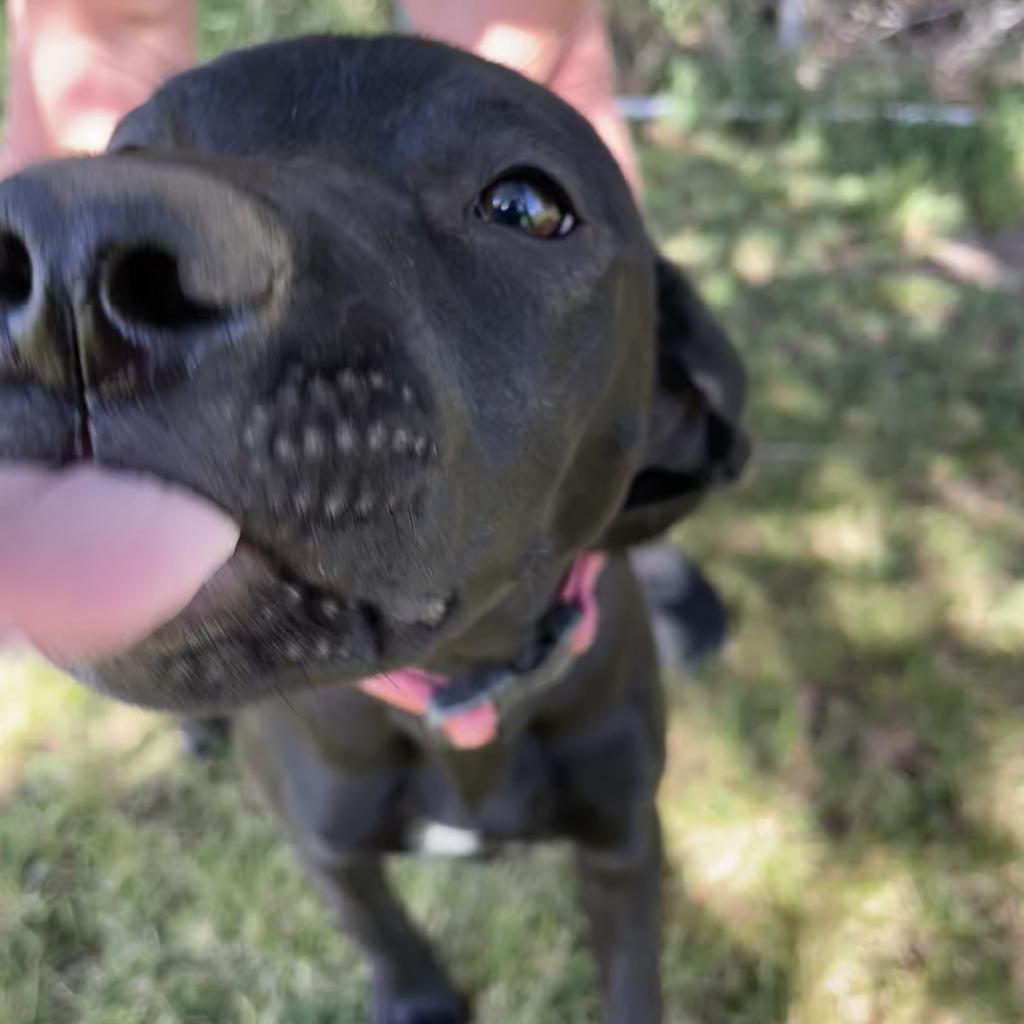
[602,256,750,547]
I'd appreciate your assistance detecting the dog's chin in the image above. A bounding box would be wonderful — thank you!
[59,539,457,715]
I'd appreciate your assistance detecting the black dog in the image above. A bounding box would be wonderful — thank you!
[0,36,748,1023]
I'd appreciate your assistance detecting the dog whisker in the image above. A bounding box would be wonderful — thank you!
[271,679,316,741]
[380,670,401,694]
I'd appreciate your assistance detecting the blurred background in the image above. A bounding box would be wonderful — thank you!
[2,2,1024,1021]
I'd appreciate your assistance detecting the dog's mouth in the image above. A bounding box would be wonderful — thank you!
[0,461,454,686]
[109,530,458,710]
[220,529,455,661]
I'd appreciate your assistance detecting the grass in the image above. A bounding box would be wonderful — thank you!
[4,6,1024,1023]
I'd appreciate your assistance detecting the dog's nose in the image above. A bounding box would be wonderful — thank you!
[0,156,288,393]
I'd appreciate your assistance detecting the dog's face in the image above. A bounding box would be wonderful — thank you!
[0,36,747,712]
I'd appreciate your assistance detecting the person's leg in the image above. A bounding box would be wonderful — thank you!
[2,0,195,175]
[4,1,632,185]
[401,0,641,195]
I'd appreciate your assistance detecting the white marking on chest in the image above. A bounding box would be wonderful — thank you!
[412,821,484,858]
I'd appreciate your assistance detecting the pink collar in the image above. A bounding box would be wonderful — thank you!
[358,552,607,749]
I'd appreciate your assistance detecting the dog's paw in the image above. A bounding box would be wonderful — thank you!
[373,985,470,1024]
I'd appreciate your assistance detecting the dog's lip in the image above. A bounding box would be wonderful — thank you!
[234,531,454,632]
[112,527,457,674]
[75,533,460,717]
[0,458,452,689]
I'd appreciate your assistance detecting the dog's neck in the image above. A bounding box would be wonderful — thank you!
[357,551,607,749]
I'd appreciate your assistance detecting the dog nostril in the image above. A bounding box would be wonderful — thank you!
[0,231,33,308]
[102,245,226,334]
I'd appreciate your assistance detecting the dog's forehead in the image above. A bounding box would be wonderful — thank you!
[110,35,645,238]
[118,35,609,174]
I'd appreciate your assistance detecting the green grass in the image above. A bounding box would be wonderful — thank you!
[4,8,1024,1024]
[195,0,390,59]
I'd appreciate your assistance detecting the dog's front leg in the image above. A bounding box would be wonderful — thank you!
[575,807,663,1024]
[299,849,469,1024]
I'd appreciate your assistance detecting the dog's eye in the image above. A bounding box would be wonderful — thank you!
[476,173,576,239]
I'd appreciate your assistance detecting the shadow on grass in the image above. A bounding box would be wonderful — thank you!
[1,732,794,1024]
[646,117,1024,1019]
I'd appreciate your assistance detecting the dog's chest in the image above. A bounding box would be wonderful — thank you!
[408,820,486,858]
[404,731,561,846]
